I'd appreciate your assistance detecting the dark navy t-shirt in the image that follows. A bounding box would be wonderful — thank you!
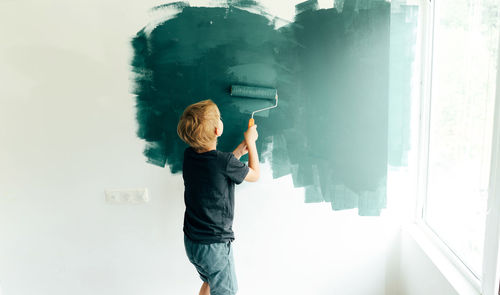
[182,147,249,244]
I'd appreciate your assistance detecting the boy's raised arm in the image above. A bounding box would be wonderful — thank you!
[244,125,260,182]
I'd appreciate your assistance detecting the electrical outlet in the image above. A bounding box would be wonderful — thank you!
[104,188,149,204]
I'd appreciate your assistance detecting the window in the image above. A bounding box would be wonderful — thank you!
[420,0,499,285]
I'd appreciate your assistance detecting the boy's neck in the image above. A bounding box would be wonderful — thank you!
[195,142,217,153]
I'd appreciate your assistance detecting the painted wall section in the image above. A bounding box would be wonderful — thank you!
[131,0,415,216]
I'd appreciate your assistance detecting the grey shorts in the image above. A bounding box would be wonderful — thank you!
[184,234,238,295]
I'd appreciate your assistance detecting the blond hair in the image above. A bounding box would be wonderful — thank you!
[177,99,220,151]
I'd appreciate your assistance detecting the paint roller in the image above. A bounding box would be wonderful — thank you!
[230,85,278,128]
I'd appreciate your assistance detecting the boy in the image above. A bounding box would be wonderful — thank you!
[177,99,260,295]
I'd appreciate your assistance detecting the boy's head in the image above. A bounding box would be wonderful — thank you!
[177,99,223,151]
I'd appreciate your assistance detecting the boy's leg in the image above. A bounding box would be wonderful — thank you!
[199,282,210,295]
[184,234,237,295]
[207,242,238,295]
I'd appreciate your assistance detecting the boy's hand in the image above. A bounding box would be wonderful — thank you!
[232,140,248,160]
[244,125,258,144]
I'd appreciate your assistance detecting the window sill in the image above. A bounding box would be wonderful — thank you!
[403,222,481,295]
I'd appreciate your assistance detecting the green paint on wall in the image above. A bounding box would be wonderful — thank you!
[131,4,290,174]
[130,0,415,216]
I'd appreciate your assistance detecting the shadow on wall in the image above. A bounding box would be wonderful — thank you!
[130,0,418,216]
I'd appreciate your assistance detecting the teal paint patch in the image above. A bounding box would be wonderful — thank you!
[131,5,290,175]
[131,0,409,216]
[289,0,390,215]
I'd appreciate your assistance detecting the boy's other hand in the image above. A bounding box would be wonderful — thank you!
[244,125,258,144]
[233,140,248,160]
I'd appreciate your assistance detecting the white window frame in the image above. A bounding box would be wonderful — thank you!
[413,0,500,294]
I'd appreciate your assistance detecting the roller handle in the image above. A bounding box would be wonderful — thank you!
[248,118,255,128]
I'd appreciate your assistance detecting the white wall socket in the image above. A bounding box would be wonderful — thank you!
[104,188,149,204]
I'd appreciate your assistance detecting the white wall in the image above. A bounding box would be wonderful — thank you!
[0,1,395,294]
[382,151,460,295]
[396,231,459,295]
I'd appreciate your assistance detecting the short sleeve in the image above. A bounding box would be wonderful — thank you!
[224,153,249,184]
